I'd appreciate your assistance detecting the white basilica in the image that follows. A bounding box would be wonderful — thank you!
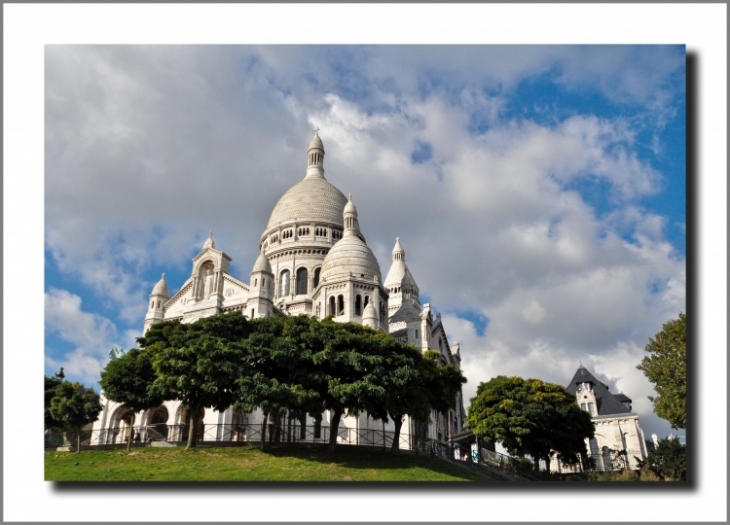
[92,132,465,450]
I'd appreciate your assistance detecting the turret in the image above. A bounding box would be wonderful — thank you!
[248,252,274,319]
[305,128,325,180]
[144,273,169,333]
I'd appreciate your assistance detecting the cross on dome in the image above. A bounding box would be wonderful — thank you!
[313,126,320,136]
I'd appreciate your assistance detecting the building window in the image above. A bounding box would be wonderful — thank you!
[313,268,321,288]
[337,295,345,316]
[355,295,362,316]
[296,268,308,295]
[415,329,419,339]
[329,296,336,316]
[587,402,596,416]
[280,270,290,296]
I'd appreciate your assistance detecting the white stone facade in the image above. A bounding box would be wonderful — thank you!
[93,132,465,449]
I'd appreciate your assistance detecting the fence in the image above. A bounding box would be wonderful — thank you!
[45,422,415,451]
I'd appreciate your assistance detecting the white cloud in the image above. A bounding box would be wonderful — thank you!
[44,288,123,385]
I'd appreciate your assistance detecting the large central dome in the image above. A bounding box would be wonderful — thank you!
[263,132,348,233]
[265,178,348,231]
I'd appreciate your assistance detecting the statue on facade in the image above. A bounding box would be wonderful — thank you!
[203,268,214,298]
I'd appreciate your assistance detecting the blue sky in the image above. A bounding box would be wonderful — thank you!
[42,44,687,446]
[5,4,726,523]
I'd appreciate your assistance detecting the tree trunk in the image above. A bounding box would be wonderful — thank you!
[533,455,539,472]
[261,410,269,451]
[328,410,342,452]
[186,408,198,450]
[545,455,551,474]
[390,415,403,454]
[77,428,81,454]
[127,414,135,452]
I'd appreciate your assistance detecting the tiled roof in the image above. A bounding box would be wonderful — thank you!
[566,365,631,416]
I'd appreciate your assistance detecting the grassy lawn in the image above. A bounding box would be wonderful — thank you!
[45,444,497,482]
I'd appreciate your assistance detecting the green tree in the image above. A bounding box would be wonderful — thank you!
[307,318,389,451]
[637,312,686,429]
[99,348,166,451]
[138,311,252,449]
[47,380,102,453]
[45,375,64,430]
[235,315,317,450]
[646,437,686,481]
[467,376,594,472]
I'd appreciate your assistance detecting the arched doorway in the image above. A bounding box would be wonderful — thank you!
[145,406,169,442]
[110,407,135,444]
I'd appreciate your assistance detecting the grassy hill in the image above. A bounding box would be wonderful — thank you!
[45,444,498,482]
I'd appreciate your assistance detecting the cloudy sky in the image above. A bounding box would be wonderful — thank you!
[5,4,726,523]
[43,43,686,442]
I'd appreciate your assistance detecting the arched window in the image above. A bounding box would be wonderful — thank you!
[355,295,362,316]
[313,268,321,288]
[280,270,290,296]
[329,296,336,316]
[296,268,308,295]
[337,295,345,316]
[364,295,370,307]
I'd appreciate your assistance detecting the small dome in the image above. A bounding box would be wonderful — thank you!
[344,193,357,215]
[362,302,378,328]
[252,252,272,274]
[309,133,324,151]
[151,273,169,297]
[320,195,381,282]
[320,235,382,282]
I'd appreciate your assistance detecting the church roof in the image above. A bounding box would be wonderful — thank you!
[566,365,631,416]
[265,178,347,231]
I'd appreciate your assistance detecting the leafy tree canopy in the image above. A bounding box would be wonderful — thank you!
[467,376,594,472]
[46,378,102,452]
[138,311,252,448]
[637,312,686,429]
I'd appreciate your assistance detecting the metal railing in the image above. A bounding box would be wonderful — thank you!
[46,423,416,450]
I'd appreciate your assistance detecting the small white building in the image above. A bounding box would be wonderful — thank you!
[91,132,465,450]
[552,365,649,473]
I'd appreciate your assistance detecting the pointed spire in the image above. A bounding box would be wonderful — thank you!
[203,230,215,249]
[392,237,405,262]
[305,129,325,180]
[343,193,360,234]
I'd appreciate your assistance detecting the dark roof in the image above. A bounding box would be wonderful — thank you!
[614,393,632,403]
[566,365,631,416]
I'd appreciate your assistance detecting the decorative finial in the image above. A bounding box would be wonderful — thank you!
[209,230,213,239]
[349,193,352,201]
[396,237,399,242]
[314,126,320,136]
[161,273,166,280]
[55,367,65,379]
